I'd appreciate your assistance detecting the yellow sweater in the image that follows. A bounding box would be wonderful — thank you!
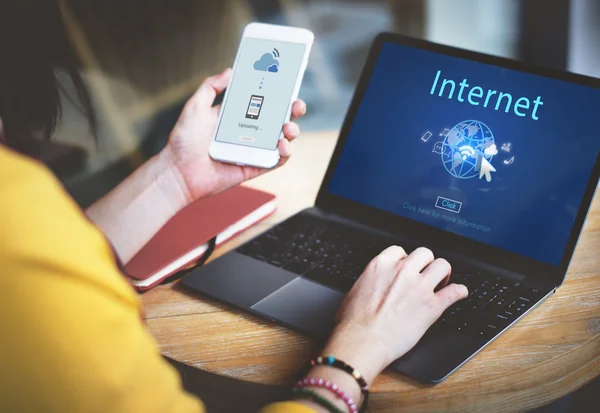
[0,146,313,413]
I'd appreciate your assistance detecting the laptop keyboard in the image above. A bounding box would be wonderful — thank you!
[433,271,546,339]
[237,214,393,292]
[237,214,548,339]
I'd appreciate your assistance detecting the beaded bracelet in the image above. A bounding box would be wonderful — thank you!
[292,387,346,413]
[310,356,368,390]
[295,377,358,413]
[300,356,369,413]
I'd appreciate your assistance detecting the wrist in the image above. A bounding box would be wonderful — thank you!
[321,333,384,387]
[156,146,195,206]
[84,148,194,263]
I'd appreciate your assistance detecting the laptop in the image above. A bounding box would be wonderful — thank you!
[182,33,600,383]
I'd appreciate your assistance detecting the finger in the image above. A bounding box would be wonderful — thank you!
[360,245,407,285]
[378,245,408,260]
[352,245,407,298]
[282,122,300,142]
[291,99,307,120]
[435,273,451,292]
[277,137,292,160]
[378,244,409,276]
[240,165,266,181]
[403,247,435,273]
[194,68,232,109]
[211,104,222,117]
[435,283,469,312]
[421,258,452,290]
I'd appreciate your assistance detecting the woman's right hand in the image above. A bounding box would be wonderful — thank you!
[321,246,469,385]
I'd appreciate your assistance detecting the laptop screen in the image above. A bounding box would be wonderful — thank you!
[328,41,600,266]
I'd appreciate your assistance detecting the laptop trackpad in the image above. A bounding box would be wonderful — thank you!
[251,277,345,338]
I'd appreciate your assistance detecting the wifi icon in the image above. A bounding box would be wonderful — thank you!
[272,48,280,58]
[458,145,475,160]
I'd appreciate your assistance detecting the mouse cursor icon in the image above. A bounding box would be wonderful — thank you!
[479,157,496,182]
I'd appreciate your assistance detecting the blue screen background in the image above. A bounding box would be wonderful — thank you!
[328,42,600,265]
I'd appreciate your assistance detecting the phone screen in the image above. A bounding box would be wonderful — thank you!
[215,37,307,150]
[245,95,264,119]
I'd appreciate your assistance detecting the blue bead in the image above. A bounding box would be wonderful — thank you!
[328,356,334,365]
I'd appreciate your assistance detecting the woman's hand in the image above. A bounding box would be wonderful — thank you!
[321,246,468,385]
[294,246,468,412]
[162,68,307,202]
[86,69,304,264]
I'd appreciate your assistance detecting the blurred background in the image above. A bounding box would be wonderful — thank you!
[50,0,598,208]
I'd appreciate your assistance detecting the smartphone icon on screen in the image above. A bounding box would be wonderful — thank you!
[245,95,264,119]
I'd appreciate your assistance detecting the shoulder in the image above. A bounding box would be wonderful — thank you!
[0,145,138,305]
[0,146,206,413]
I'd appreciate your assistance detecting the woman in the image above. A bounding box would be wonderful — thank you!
[0,2,468,412]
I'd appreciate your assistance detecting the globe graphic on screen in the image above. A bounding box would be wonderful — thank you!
[441,120,495,179]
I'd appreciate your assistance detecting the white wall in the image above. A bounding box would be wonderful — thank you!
[568,0,600,77]
[425,0,519,58]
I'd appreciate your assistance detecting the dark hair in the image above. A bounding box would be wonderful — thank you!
[0,1,96,153]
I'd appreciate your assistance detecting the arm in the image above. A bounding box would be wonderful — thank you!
[85,150,190,264]
[87,69,306,263]
[0,149,203,413]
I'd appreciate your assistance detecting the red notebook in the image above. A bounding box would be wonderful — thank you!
[124,185,276,291]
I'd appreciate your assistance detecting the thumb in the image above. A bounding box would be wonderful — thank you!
[194,68,232,109]
[435,283,468,312]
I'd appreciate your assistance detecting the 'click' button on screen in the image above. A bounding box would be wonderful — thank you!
[435,196,462,213]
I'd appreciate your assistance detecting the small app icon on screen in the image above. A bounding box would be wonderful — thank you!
[246,95,264,120]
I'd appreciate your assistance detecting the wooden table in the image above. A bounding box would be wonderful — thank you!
[142,131,600,412]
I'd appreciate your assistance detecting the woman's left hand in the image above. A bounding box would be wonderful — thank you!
[162,68,307,202]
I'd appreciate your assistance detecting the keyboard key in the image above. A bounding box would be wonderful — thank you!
[505,298,532,314]
[495,313,510,322]
[486,296,509,313]
[456,320,479,334]
[474,320,501,339]
[284,258,318,275]
[501,309,515,318]
[267,257,284,267]
[448,306,462,318]
[519,288,546,302]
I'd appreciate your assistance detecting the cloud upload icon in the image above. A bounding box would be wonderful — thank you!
[254,52,280,72]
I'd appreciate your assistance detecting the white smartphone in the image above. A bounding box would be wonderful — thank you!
[209,23,314,169]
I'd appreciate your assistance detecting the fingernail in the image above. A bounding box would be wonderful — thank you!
[459,284,469,296]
